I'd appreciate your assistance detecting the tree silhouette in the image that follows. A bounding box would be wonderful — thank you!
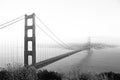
[0,70,12,80]
[37,70,61,80]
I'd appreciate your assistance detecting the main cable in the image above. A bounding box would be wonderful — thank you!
[0,15,24,29]
[0,17,24,29]
[36,24,74,50]
[35,15,74,50]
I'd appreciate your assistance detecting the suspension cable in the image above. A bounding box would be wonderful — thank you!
[36,24,74,50]
[35,15,74,50]
[0,15,24,29]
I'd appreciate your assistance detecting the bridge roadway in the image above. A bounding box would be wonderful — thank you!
[31,47,88,69]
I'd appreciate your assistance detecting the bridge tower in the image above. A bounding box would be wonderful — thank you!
[88,37,91,54]
[24,13,36,67]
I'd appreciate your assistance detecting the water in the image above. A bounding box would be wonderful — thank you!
[41,47,120,73]
[0,47,120,73]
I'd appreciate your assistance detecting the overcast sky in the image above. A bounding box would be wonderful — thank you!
[0,0,120,45]
[1,0,120,67]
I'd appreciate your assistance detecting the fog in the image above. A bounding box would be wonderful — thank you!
[0,0,120,72]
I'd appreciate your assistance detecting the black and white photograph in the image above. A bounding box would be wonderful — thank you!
[0,0,120,80]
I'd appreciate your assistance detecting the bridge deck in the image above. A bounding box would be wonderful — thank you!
[32,48,87,69]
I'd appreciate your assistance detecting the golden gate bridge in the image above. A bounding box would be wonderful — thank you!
[0,13,91,69]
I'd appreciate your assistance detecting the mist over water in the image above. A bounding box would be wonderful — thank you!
[41,46,120,73]
[72,50,93,72]
[0,41,120,73]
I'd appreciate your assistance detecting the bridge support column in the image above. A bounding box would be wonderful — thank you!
[87,37,92,54]
[24,13,36,67]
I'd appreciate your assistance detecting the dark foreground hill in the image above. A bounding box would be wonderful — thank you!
[0,66,120,80]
